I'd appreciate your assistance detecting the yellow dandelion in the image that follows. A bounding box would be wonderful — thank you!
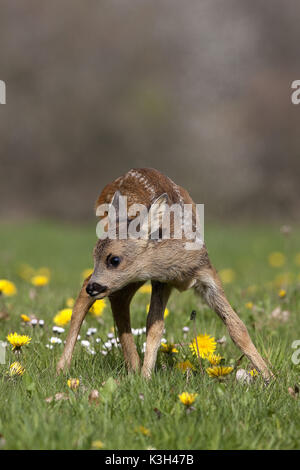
[66,297,75,308]
[278,289,286,298]
[178,392,198,406]
[20,314,31,323]
[206,366,233,378]
[36,267,51,278]
[9,362,25,376]
[135,426,151,437]
[82,268,93,279]
[247,285,257,294]
[7,332,31,351]
[219,268,235,284]
[53,308,72,326]
[139,284,152,294]
[249,369,258,377]
[0,279,17,297]
[89,299,106,316]
[91,440,105,449]
[207,353,223,366]
[146,303,169,318]
[18,264,35,281]
[160,342,178,353]
[67,378,80,390]
[31,275,49,287]
[189,334,216,359]
[245,302,253,310]
[274,272,293,287]
[176,360,195,372]
[294,253,300,266]
[268,252,285,268]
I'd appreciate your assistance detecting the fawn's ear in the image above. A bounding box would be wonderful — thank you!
[140,193,169,239]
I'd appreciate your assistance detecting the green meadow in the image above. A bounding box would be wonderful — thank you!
[0,221,300,450]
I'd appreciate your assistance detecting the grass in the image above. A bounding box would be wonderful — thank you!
[0,220,300,450]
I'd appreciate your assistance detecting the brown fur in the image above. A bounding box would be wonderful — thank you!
[57,168,273,381]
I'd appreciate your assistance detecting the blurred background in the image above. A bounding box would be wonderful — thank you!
[0,0,299,223]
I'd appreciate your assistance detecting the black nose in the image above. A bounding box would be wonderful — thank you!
[86,282,108,297]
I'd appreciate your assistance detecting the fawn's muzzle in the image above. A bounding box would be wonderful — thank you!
[86,282,108,297]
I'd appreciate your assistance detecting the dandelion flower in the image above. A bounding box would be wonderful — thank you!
[245,302,253,310]
[146,303,169,318]
[206,353,223,366]
[206,366,233,378]
[178,392,198,406]
[189,334,216,358]
[160,342,178,353]
[66,297,75,308]
[139,284,152,294]
[20,314,31,323]
[249,369,258,377]
[89,299,106,316]
[67,378,80,390]
[17,264,35,281]
[82,268,93,279]
[176,360,195,372]
[278,289,286,298]
[268,252,285,268]
[53,308,72,326]
[31,275,49,287]
[7,332,31,351]
[9,362,25,376]
[274,272,293,287]
[294,253,300,267]
[135,426,151,437]
[0,279,17,297]
[219,269,235,284]
[91,440,104,449]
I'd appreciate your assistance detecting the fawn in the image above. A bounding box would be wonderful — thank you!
[57,168,272,381]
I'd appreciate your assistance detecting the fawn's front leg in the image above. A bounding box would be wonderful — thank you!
[196,267,274,382]
[142,281,172,378]
[56,276,95,374]
[109,282,144,372]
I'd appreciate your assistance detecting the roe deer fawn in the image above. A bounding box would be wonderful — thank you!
[57,168,273,381]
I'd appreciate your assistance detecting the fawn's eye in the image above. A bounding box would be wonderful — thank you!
[107,255,121,268]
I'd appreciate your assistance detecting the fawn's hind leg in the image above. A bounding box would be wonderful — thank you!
[57,276,95,374]
[195,267,273,381]
[142,281,172,378]
[109,282,145,372]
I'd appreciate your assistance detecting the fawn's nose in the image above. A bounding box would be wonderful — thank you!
[86,282,108,297]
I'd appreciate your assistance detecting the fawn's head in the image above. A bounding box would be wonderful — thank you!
[85,190,193,298]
